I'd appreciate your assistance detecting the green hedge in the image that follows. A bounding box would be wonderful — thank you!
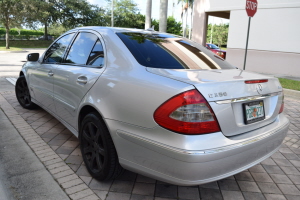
[0,28,44,36]
[0,40,53,48]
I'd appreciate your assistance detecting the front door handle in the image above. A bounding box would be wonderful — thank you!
[48,71,54,76]
[77,76,88,84]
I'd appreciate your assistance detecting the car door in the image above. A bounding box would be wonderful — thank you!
[52,30,106,128]
[29,33,76,112]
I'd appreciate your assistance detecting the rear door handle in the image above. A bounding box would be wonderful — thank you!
[48,71,54,76]
[77,76,88,84]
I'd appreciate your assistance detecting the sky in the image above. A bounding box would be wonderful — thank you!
[87,0,229,25]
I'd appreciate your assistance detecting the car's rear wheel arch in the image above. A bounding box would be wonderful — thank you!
[78,105,124,180]
[78,105,108,139]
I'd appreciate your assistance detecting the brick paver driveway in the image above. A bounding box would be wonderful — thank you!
[1,89,300,200]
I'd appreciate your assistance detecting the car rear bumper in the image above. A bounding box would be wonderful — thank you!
[109,114,289,186]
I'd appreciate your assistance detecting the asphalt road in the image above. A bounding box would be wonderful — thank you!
[0,49,46,77]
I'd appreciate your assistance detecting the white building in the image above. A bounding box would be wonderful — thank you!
[192,0,300,76]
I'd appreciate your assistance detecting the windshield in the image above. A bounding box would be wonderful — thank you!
[207,44,219,49]
[117,32,235,70]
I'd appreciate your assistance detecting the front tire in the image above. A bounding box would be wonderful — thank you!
[15,76,37,109]
[80,112,123,180]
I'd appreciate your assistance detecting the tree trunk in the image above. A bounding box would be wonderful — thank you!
[5,27,10,49]
[44,21,48,40]
[180,2,185,36]
[184,8,188,37]
[111,0,114,27]
[182,2,188,38]
[210,24,214,44]
[159,0,168,32]
[145,0,152,29]
[189,5,193,39]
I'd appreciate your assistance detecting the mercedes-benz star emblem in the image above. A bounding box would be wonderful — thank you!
[256,84,263,94]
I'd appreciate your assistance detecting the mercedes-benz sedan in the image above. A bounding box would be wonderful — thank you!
[15,27,289,186]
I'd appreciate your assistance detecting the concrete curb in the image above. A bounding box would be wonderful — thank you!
[0,91,100,200]
[0,105,70,200]
[283,88,300,100]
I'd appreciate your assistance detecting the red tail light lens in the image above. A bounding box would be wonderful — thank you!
[279,103,284,114]
[154,89,221,134]
[279,93,284,114]
[245,79,268,84]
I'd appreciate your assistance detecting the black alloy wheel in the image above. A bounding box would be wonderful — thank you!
[15,76,37,109]
[80,112,123,180]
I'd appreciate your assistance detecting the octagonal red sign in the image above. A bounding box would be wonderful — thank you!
[246,0,258,17]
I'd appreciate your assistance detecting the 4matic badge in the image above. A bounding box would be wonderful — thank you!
[208,92,227,98]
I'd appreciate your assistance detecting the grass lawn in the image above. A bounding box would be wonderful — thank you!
[0,47,23,51]
[278,78,300,91]
[0,40,52,48]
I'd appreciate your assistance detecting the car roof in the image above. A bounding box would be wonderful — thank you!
[68,26,179,37]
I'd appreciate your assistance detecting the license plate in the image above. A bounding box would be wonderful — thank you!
[243,100,265,124]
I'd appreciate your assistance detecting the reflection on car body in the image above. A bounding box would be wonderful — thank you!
[206,43,226,59]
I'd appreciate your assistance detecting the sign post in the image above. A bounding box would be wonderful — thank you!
[243,0,258,70]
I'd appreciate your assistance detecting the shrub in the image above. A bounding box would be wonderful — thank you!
[0,28,44,36]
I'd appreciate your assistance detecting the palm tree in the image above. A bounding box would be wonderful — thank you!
[159,0,168,32]
[145,0,152,29]
[111,0,114,27]
[188,0,194,39]
[178,0,194,38]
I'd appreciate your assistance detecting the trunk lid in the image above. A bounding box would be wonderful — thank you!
[147,68,284,137]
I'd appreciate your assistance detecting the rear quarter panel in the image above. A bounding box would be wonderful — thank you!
[77,29,194,130]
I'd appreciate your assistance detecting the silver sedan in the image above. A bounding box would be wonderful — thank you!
[15,27,289,186]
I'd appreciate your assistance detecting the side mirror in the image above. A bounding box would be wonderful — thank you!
[27,53,39,62]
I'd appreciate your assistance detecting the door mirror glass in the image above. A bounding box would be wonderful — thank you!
[27,53,39,62]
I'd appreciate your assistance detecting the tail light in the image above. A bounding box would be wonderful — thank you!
[279,103,284,114]
[279,93,284,114]
[154,89,220,134]
[245,79,268,84]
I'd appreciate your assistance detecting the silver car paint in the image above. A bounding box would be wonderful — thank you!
[106,113,288,185]
[53,30,106,129]
[147,68,284,136]
[27,62,57,112]
[20,27,289,186]
[77,28,195,129]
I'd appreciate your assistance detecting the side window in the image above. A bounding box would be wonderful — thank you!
[64,32,98,65]
[43,33,75,63]
[87,39,104,67]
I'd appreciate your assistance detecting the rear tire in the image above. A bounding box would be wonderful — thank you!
[15,76,37,109]
[80,112,123,180]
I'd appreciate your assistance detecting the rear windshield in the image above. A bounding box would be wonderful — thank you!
[116,32,235,70]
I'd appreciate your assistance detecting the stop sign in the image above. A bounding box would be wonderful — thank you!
[245,0,258,17]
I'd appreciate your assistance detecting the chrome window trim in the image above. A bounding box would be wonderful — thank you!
[215,92,282,104]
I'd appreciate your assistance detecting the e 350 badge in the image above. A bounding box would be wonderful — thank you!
[208,92,227,98]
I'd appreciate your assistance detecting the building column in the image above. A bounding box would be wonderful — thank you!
[192,0,208,46]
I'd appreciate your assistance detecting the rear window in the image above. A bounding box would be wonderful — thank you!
[116,32,235,70]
